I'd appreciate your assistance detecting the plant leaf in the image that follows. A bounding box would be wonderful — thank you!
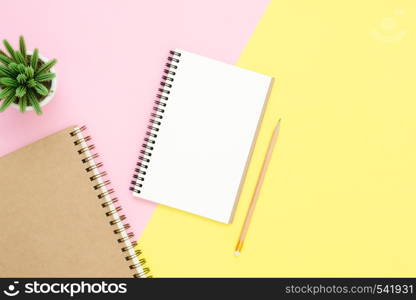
[35,59,57,75]
[27,89,42,114]
[3,40,16,61]
[0,68,9,77]
[0,86,14,99]
[25,66,34,78]
[14,50,25,65]
[0,50,10,58]
[0,65,15,77]
[27,79,37,88]
[16,73,27,84]
[0,54,12,65]
[19,95,27,112]
[0,93,15,112]
[19,36,26,63]
[36,72,55,82]
[34,82,48,96]
[17,63,26,73]
[7,63,19,75]
[0,77,18,87]
[31,48,39,70]
[15,85,26,97]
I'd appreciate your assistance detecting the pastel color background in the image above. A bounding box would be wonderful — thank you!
[4,0,415,278]
[140,0,416,276]
[0,0,270,236]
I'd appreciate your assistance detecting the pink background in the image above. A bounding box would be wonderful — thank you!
[0,0,269,237]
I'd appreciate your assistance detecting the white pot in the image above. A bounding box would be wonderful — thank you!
[10,51,57,112]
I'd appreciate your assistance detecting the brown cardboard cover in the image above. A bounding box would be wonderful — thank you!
[0,126,133,277]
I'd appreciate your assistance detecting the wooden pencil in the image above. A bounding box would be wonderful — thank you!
[234,119,281,256]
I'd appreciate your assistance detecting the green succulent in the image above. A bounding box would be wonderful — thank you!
[0,36,57,114]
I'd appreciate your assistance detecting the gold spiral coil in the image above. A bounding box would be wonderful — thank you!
[73,135,91,146]
[69,126,151,278]
[102,197,118,208]
[114,223,130,234]
[90,171,107,181]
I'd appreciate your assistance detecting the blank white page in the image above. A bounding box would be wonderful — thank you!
[133,49,273,223]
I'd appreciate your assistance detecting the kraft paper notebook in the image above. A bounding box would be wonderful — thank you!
[0,126,150,277]
[130,49,273,223]
[139,1,416,277]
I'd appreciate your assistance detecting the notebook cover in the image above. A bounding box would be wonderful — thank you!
[0,126,134,277]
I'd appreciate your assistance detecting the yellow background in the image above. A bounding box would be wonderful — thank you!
[139,0,416,276]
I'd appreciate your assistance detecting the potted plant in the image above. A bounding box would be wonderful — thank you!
[0,36,57,114]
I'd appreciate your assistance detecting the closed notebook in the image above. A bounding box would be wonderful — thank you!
[0,126,150,277]
[130,49,273,223]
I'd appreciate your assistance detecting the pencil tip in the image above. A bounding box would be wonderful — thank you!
[275,119,282,130]
[234,251,241,257]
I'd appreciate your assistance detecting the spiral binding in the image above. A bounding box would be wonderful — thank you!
[130,50,182,194]
[69,126,151,278]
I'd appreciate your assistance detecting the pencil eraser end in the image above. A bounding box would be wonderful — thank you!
[234,251,240,257]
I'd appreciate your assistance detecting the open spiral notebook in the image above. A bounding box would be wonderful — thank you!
[0,126,150,277]
[130,49,274,223]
